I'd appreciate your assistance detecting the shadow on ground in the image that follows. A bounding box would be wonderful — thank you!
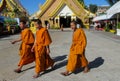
[89,57,104,69]
[22,66,35,72]
[20,56,104,77]
[53,55,67,62]
[0,35,10,39]
[74,57,104,74]
[40,55,68,76]
[53,55,67,70]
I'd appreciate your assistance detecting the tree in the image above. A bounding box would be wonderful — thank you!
[84,5,89,10]
[78,0,85,7]
[106,0,120,6]
[89,4,98,13]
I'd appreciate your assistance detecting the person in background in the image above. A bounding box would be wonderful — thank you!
[61,24,64,31]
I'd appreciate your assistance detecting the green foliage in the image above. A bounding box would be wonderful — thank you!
[105,24,110,32]
[78,0,85,7]
[117,22,120,29]
[89,4,98,13]
[13,8,19,13]
[106,0,120,6]
[78,0,89,10]
[84,5,89,10]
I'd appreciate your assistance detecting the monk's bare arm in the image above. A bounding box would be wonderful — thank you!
[31,40,36,52]
[11,38,22,44]
[46,45,50,54]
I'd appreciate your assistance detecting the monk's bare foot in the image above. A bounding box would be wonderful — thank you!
[33,74,39,78]
[61,71,69,76]
[51,64,55,70]
[14,69,21,73]
[83,67,90,73]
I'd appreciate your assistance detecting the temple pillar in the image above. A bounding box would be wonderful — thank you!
[71,14,76,21]
[54,16,60,28]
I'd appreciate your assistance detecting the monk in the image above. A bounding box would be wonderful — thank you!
[61,21,89,76]
[31,19,54,78]
[11,20,35,73]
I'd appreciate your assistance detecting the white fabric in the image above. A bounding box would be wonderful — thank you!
[107,1,120,15]
[93,14,113,21]
[93,1,120,22]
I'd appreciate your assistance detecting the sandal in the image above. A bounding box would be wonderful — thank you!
[83,68,90,73]
[33,74,39,78]
[51,65,55,70]
[14,69,21,73]
[61,72,69,76]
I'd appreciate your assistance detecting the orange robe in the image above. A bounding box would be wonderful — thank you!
[18,28,35,66]
[35,27,54,74]
[66,28,88,72]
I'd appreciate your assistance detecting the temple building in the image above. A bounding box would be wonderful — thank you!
[0,0,29,18]
[31,0,94,28]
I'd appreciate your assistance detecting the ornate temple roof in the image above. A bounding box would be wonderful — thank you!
[32,0,91,21]
[0,0,29,17]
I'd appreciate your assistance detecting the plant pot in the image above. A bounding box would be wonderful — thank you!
[117,29,120,36]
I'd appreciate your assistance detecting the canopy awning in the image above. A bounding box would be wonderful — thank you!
[93,1,120,22]
[93,14,113,22]
[107,1,120,15]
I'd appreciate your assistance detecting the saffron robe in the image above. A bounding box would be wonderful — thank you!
[66,28,88,72]
[35,27,54,74]
[18,28,35,66]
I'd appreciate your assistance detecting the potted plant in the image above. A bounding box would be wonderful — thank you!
[105,23,110,32]
[117,22,120,36]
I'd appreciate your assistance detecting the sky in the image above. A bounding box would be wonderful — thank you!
[84,0,109,6]
[0,0,109,15]
[20,0,109,15]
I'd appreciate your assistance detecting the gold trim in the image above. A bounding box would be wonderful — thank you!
[48,0,88,21]
[73,0,84,9]
[39,0,54,17]
[49,0,65,17]
[6,0,14,11]
[0,0,28,17]
[38,0,90,22]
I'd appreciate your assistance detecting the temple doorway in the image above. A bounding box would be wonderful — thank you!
[60,16,71,28]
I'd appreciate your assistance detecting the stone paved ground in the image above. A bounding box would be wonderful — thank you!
[0,29,120,81]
